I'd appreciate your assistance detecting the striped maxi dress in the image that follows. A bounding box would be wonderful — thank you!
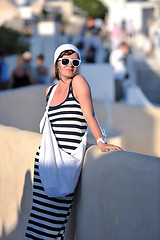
[25,82,87,239]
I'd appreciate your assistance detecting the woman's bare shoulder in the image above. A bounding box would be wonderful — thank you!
[72,74,90,90]
[72,74,91,100]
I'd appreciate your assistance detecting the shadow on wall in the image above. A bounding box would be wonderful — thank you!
[0,170,33,240]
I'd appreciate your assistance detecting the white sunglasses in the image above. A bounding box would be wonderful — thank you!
[58,58,81,67]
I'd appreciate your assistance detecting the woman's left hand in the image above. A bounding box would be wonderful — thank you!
[99,143,123,152]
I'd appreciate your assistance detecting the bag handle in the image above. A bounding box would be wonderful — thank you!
[93,108,107,138]
[40,84,58,133]
[46,84,58,111]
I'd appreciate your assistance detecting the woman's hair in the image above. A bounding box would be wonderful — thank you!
[55,50,80,80]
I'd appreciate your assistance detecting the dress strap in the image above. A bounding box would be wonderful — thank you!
[69,80,73,91]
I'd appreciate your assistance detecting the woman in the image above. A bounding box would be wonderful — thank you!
[9,55,34,88]
[25,44,122,240]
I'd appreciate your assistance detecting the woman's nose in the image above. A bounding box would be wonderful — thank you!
[68,60,73,67]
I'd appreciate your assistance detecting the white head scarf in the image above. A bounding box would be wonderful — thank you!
[54,44,81,65]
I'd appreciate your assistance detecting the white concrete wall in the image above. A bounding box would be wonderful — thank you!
[111,103,160,157]
[80,63,115,102]
[0,85,47,133]
[67,146,160,240]
[1,85,160,157]
[0,76,115,132]
[0,125,41,239]
[0,125,160,240]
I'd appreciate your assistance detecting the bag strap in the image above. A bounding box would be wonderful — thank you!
[95,115,107,138]
[40,84,58,133]
[46,84,58,111]
[93,108,107,138]
[46,85,54,104]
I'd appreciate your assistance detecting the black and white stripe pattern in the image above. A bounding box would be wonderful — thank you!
[25,82,87,239]
[25,149,74,240]
[48,83,87,154]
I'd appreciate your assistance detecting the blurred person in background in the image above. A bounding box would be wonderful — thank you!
[110,23,121,50]
[90,29,105,63]
[0,51,9,90]
[76,41,86,63]
[109,42,130,101]
[126,19,134,48]
[50,64,59,85]
[85,45,96,63]
[22,51,35,80]
[146,19,160,58]
[121,18,127,42]
[86,18,95,30]
[85,28,105,63]
[34,54,48,84]
[94,18,104,32]
[9,55,35,88]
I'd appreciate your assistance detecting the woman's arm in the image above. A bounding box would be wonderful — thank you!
[72,74,122,152]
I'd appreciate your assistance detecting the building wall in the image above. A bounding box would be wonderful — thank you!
[0,0,24,31]
[45,1,73,20]
[106,1,160,32]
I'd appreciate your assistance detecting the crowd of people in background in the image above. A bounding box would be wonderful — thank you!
[1,16,160,99]
[72,16,160,101]
[72,17,134,64]
[72,17,132,101]
[0,16,135,104]
[0,50,49,90]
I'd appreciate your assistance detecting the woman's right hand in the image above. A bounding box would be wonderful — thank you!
[98,142,123,152]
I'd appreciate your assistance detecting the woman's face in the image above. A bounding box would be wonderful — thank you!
[57,52,79,80]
